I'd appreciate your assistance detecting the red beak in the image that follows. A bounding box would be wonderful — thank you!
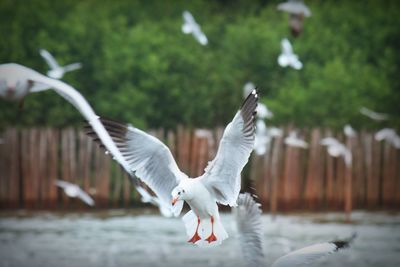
[171,197,178,206]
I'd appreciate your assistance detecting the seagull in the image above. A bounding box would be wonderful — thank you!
[182,11,208,45]
[375,128,400,149]
[359,107,389,121]
[39,49,82,79]
[344,124,356,137]
[277,0,311,17]
[320,137,352,166]
[278,38,303,70]
[268,127,283,138]
[0,63,171,216]
[86,90,258,246]
[55,180,94,206]
[284,131,308,148]
[254,120,270,155]
[235,193,356,267]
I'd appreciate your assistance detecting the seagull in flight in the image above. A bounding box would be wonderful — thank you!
[278,38,302,70]
[320,137,352,166]
[277,0,311,37]
[39,49,82,79]
[344,124,356,138]
[0,63,172,216]
[55,180,94,206]
[86,90,258,246]
[375,128,400,149]
[284,131,308,148]
[182,10,208,45]
[235,193,356,267]
[359,107,389,121]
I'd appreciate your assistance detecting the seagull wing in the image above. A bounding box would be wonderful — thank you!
[281,38,293,55]
[201,90,257,206]
[86,118,187,216]
[62,62,82,72]
[271,234,356,267]
[183,10,196,25]
[77,189,95,206]
[55,179,72,189]
[234,193,265,267]
[39,49,60,69]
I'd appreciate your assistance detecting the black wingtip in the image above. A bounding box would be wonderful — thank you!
[331,232,357,251]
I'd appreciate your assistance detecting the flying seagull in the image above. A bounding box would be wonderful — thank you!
[86,90,258,246]
[55,180,94,206]
[182,10,208,45]
[0,63,171,216]
[39,49,82,79]
[235,193,356,267]
[375,128,400,149]
[277,0,311,37]
[284,131,308,148]
[278,38,303,70]
[359,107,389,121]
[320,137,352,166]
[344,124,356,138]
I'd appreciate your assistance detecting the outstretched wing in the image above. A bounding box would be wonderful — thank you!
[63,62,82,72]
[39,49,60,69]
[271,234,356,267]
[201,90,257,206]
[234,193,265,267]
[77,189,95,206]
[55,180,72,189]
[86,118,187,216]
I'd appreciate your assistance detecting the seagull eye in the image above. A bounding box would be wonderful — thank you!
[178,192,181,195]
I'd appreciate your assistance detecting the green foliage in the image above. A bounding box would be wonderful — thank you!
[0,0,399,130]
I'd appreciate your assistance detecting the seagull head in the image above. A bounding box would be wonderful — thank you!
[171,180,192,205]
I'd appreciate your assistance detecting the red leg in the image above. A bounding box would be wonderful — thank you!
[206,216,217,243]
[188,216,201,243]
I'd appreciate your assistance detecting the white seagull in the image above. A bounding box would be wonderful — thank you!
[235,193,356,267]
[284,131,308,148]
[277,0,312,17]
[359,107,389,121]
[55,180,94,206]
[320,137,352,166]
[375,128,400,149]
[39,49,82,79]
[344,124,356,137]
[278,38,303,70]
[0,63,171,216]
[182,10,208,45]
[86,90,258,246]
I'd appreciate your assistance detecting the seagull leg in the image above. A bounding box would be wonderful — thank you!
[205,216,217,243]
[188,216,201,243]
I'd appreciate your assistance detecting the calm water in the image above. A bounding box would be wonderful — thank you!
[0,210,399,267]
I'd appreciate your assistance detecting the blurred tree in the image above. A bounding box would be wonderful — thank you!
[0,0,399,130]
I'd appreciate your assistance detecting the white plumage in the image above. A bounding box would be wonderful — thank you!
[284,131,308,148]
[235,193,356,267]
[375,128,400,149]
[344,124,356,137]
[55,180,94,206]
[359,107,389,121]
[182,11,208,45]
[278,38,303,70]
[87,90,258,246]
[39,49,82,79]
[320,137,352,166]
[277,0,311,17]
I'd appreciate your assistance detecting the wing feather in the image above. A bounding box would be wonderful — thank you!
[201,90,257,206]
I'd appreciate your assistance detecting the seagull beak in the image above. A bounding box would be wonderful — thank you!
[171,197,178,206]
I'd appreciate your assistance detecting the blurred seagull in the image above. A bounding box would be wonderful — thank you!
[86,90,258,247]
[360,107,389,121]
[320,137,352,166]
[55,180,94,206]
[182,11,208,45]
[268,127,283,138]
[254,120,270,155]
[344,124,356,137]
[284,131,308,148]
[277,0,311,37]
[257,103,273,120]
[375,128,400,149]
[234,193,356,267]
[39,49,82,79]
[278,38,302,70]
[0,63,171,217]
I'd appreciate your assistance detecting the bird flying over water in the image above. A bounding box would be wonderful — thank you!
[0,63,171,216]
[235,193,356,267]
[182,11,208,45]
[86,90,258,247]
[278,38,302,70]
[55,180,94,206]
[39,49,82,79]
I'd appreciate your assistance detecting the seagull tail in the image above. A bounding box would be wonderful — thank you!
[182,210,228,247]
